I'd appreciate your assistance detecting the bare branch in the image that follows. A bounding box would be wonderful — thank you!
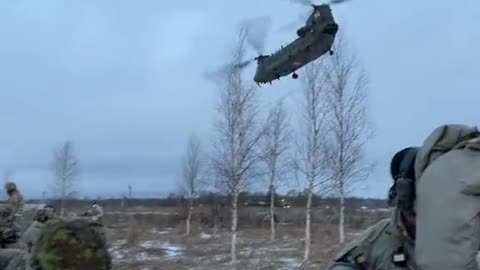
[209,27,265,264]
[296,60,333,262]
[51,140,79,217]
[260,101,291,240]
[296,61,333,194]
[180,135,202,198]
[321,33,375,243]
[178,134,203,236]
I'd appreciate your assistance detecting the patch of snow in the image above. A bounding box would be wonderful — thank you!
[278,257,303,269]
[161,241,184,257]
[138,240,184,257]
[140,240,164,249]
[135,252,160,261]
[108,239,129,260]
[200,232,212,239]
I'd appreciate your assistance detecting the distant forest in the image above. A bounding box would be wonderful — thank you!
[19,191,388,210]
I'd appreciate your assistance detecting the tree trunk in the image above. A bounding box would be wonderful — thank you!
[270,185,276,241]
[186,198,193,236]
[339,182,345,243]
[304,189,313,262]
[231,191,239,264]
[60,197,65,217]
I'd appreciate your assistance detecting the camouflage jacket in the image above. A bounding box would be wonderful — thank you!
[88,205,104,223]
[329,208,415,270]
[2,192,24,224]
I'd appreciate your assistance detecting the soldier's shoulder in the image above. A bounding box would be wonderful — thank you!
[333,218,391,262]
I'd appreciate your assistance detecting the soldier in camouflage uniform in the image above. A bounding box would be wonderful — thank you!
[329,147,418,269]
[1,182,24,248]
[30,217,111,270]
[83,202,104,224]
[0,215,111,270]
[2,182,24,225]
[23,206,56,270]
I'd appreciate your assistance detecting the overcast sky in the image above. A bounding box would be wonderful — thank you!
[0,0,479,199]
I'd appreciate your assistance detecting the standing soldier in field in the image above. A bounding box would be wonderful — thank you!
[82,202,104,224]
[0,182,24,248]
[3,182,24,225]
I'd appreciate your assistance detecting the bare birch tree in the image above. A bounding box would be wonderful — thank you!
[322,37,375,244]
[294,62,332,262]
[180,134,202,236]
[51,140,79,217]
[210,28,264,264]
[261,101,290,241]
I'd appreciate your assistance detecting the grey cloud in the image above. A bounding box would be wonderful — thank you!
[1,0,480,198]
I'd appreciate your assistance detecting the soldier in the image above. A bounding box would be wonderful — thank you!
[0,182,24,248]
[328,147,418,269]
[1,182,24,228]
[29,218,111,270]
[414,124,480,269]
[84,202,104,224]
[0,215,111,270]
[41,205,55,221]
[23,206,56,269]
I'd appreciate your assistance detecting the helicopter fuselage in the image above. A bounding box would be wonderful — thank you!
[253,4,338,84]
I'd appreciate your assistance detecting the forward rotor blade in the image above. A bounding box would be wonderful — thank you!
[329,0,351,5]
[289,0,314,6]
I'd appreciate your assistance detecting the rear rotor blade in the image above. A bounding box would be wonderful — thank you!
[233,58,254,70]
[239,16,272,55]
[277,9,311,32]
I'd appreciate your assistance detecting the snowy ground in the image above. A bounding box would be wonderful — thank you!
[104,206,390,270]
[106,224,354,270]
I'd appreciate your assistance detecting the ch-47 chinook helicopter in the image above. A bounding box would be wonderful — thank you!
[237,0,349,85]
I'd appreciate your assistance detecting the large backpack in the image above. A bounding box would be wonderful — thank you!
[415,124,480,270]
[31,218,111,270]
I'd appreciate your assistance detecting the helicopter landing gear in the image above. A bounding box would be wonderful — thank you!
[329,50,334,55]
[292,73,298,79]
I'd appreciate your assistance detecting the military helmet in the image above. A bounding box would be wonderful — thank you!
[31,218,111,270]
[390,147,419,181]
[4,182,16,191]
[388,147,419,209]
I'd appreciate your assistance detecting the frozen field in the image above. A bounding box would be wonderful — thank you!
[103,206,389,270]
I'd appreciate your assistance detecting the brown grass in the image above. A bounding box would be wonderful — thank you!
[101,205,389,270]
